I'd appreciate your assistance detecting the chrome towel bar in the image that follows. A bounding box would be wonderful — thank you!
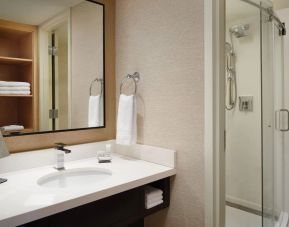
[120,72,140,95]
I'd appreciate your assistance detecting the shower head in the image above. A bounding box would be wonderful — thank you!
[229,24,250,38]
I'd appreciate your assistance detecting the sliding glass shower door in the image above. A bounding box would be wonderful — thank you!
[261,3,285,225]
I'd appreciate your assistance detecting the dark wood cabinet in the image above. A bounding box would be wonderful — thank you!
[19,178,170,227]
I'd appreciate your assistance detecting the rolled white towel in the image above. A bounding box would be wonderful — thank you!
[145,199,164,209]
[0,91,31,95]
[0,81,30,87]
[1,125,24,132]
[0,86,30,91]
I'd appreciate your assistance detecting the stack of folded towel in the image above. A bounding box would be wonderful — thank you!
[0,81,31,95]
[1,125,24,132]
[145,186,164,209]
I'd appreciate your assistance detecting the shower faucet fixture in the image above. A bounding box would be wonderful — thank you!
[229,24,250,38]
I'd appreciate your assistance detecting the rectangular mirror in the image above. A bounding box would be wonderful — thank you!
[0,0,105,136]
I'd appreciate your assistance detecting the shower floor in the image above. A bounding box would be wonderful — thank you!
[226,205,262,227]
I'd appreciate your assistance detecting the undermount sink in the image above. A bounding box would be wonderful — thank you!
[37,167,112,189]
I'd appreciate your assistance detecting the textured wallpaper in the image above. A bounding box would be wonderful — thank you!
[116,0,204,226]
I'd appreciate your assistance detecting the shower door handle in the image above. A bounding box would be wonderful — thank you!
[275,109,289,132]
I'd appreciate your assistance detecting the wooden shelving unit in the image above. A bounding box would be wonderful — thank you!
[0,19,38,134]
[0,56,33,65]
[0,94,33,97]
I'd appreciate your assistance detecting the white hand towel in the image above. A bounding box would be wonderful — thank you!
[1,125,24,132]
[145,200,164,209]
[0,90,31,95]
[0,86,30,91]
[0,81,30,87]
[88,95,100,127]
[116,94,137,145]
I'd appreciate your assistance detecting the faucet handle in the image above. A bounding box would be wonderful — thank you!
[54,143,71,154]
[55,143,67,149]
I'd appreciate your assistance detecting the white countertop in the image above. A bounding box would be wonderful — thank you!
[0,153,176,227]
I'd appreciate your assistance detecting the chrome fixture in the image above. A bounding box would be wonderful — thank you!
[89,78,103,96]
[240,0,286,36]
[120,72,140,95]
[225,23,250,111]
[239,96,253,112]
[0,130,9,184]
[229,24,250,38]
[54,143,71,171]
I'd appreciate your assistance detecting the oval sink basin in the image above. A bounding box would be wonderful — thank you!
[37,167,112,189]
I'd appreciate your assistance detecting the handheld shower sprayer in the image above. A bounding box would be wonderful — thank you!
[225,23,250,111]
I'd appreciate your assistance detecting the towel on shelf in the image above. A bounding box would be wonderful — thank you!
[88,95,101,127]
[144,186,164,209]
[0,81,30,87]
[0,90,31,95]
[146,195,163,204]
[1,125,24,132]
[0,86,30,91]
[116,94,137,145]
[145,199,164,209]
[145,186,163,197]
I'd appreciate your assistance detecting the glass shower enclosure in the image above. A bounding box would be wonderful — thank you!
[225,0,287,226]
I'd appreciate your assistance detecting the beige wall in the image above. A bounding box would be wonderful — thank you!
[116,0,204,226]
[274,0,289,10]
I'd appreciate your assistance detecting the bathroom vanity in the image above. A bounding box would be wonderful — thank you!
[0,1,177,226]
[0,142,176,227]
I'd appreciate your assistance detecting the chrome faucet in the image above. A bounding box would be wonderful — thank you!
[54,143,71,171]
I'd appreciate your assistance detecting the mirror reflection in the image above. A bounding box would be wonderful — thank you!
[0,0,104,136]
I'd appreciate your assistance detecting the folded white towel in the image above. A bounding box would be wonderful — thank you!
[88,95,100,127]
[0,81,30,87]
[146,195,163,204]
[0,90,31,95]
[1,125,24,132]
[116,94,137,145]
[145,199,164,209]
[0,86,30,91]
[145,186,163,198]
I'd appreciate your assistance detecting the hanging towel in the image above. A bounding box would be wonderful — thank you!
[88,95,100,127]
[0,86,30,91]
[0,81,30,87]
[116,94,137,145]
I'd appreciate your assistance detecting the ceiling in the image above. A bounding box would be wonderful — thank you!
[0,0,84,25]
